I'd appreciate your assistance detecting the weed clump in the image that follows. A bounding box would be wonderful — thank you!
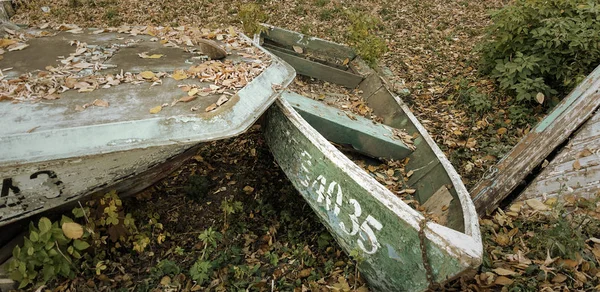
[480,0,600,105]
[346,12,387,66]
[238,3,267,36]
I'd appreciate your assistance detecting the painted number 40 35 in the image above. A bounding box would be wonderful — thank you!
[299,150,383,254]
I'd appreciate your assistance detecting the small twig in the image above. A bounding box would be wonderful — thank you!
[78,201,90,224]
[54,241,72,265]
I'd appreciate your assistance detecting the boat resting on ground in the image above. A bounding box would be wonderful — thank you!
[261,26,482,291]
[0,25,294,227]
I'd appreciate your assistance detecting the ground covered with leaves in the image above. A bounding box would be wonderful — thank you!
[5,0,600,291]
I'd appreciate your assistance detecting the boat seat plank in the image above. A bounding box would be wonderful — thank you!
[282,91,413,161]
[262,26,356,61]
[267,49,364,88]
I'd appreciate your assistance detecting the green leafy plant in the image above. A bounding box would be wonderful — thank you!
[189,259,212,285]
[220,198,243,228]
[8,216,89,289]
[347,11,387,66]
[238,3,267,35]
[480,0,600,104]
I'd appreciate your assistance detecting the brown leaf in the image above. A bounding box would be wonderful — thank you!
[93,99,109,107]
[552,273,567,283]
[497,127,507,135]
[216,95,229,106]
[298,268,312,279]
[292,46,303,54]
[62,222,84,239]
[243,186,254,193]
[494,276,513,286]
[573,159,582,170]
[178,95,197,103]
[160,276,171,286]
[205,103,217,112]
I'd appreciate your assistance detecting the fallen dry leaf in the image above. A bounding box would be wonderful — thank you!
[178,95,197,102]
[7,43,29,51]
[62,222,84,239]
[172,70,188,80]
[493,268,517,276]
[292,45,303,54]
[188,88,199,96]
[149,105,162,114]
[93,99,109,107]
[494,276,513,286]
[525,199,549,211]
[535,92,544,104]
[140,71,156,79]
[0,39,17,48]
[205,103,217,112]
[216,95,228,106]
[497,127,507,135]
[573,159,582,170]
[138,52,164,59]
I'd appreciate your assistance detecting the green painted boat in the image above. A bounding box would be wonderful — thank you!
[261,26,482,291]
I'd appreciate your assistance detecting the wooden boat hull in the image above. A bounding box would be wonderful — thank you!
[518,108,600,201]
[265,97,481,291]
[261,25,482,291]
[0,28,295,226]
[0,143,194,225]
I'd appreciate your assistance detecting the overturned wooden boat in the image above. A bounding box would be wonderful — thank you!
[471,64,600,214]
[261,26,482,291]
[0,25,294,226]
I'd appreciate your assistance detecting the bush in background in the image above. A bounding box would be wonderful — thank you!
[480,0,600,104]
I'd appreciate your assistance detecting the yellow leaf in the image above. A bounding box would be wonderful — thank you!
[172,70,188,81]
[343,58,350,65]
[0,39,17,48]
[525,198,549,211]
[149,105,162,114]
[497,127,507,135]
[188,88,199,96]
[160,275,171,286]
[493,267,517,276]
[139,52,164,59]
[140,71,155,79]
[62,222,84,239]
[535,92,545,104]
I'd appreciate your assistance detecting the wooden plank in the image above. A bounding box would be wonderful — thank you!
[283,91,414,161]
[262,25,356,61]
[262,43,348,70]
[264,98,482,292]
[517,110,600,201]
[470,64,600,215]
[268,49,363,88]
[422,186,454,226]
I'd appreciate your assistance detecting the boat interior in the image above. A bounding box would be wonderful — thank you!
[260,27,467,233]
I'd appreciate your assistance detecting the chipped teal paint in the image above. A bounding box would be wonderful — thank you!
[264,101,468,291]
[535,66,600,133]
[284,91,413,160]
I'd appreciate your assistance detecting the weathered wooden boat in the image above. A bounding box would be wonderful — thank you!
[0,26,294,226]
[471,64,600,214]
[261,26,482,291]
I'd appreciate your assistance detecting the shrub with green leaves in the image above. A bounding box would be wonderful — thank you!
[346,11,387,66]
[480,0,600,104]
[8,216,89,289]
